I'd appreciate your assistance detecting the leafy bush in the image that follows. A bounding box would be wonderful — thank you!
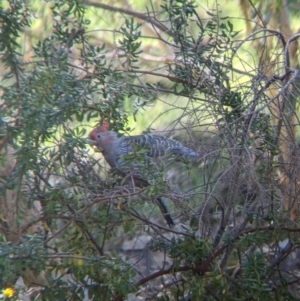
[1,0,300,300]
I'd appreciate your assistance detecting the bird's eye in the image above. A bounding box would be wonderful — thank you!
[97,134,101,139]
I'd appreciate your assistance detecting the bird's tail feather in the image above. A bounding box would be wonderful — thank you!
[171,147,199,158]
[155,197,174,227]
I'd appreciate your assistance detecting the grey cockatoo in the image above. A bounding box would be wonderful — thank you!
[88,121,199,226]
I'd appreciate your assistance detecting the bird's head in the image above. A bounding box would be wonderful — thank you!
[88,121,117,151]
[88,121,109,142]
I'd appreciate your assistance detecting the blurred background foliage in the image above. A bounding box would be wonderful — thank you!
[1,0,300,300]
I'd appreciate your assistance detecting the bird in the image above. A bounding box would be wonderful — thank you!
[88,121,199,227]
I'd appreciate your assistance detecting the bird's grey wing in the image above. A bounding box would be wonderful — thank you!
[131,134,199,158]
[114,137,159,184]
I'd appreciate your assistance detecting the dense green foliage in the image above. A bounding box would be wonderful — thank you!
[1,0,300,300]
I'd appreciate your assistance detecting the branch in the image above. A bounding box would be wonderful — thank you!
[0,135,10,151]
[20,214,79,234]
[83,1,172,37]
[112,224,300,301]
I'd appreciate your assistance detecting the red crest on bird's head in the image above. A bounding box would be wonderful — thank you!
[88,121,110,141]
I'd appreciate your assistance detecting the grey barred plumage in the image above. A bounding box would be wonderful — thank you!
[88,123,199,226]
[89,130,199,178]
[127,134,199,158]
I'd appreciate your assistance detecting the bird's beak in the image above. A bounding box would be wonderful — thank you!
[86,139,98,145]
[86,139,104,152]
